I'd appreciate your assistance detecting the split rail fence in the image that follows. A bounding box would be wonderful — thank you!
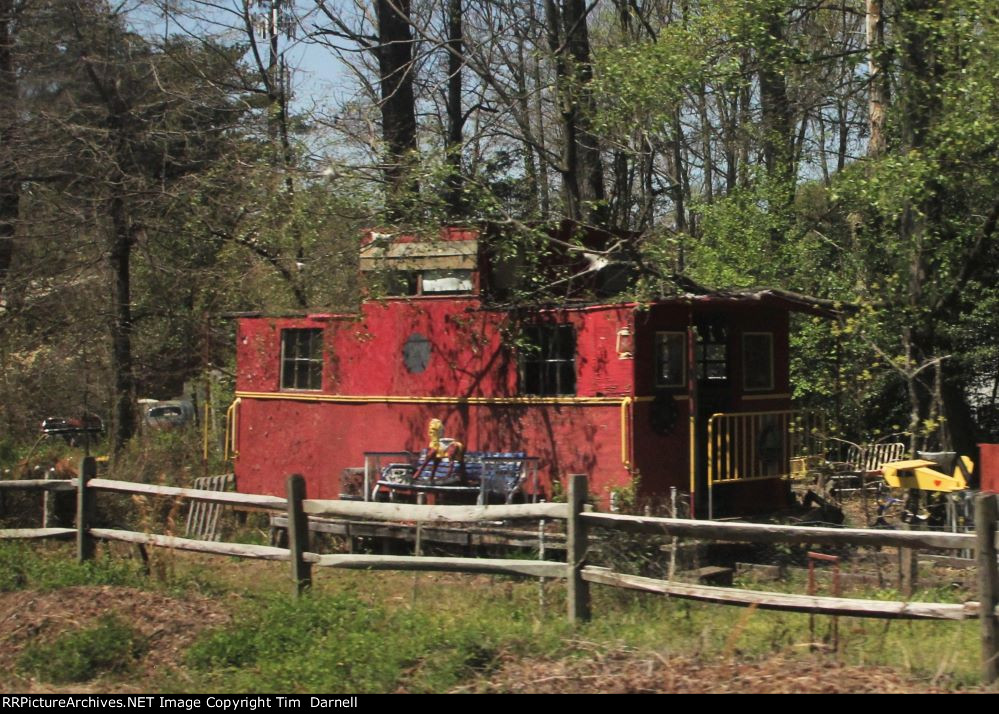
[2,459,999,685]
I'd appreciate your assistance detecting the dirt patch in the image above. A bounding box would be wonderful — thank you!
[0,585,231,692]
[461,645,966,693]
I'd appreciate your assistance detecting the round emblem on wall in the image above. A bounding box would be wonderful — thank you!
[403,333,432,373]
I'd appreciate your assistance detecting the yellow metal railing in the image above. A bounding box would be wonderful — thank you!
[224,398,241,461]
[706,409,825,489]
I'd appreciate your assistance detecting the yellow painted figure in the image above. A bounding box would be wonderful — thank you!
[414,418,465,484]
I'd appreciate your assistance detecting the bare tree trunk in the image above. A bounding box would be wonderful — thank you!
[866,0,887,157]
[758,6,794,207]
[109,191,135,450]
[738,51,752,188]
[0,0,18,294]
[530,2,550,218]
[903,328,923,454]
[720,83,738,193]
[376,0,419,220]
[942,369,978,463]
[697,82,713,203]
[444,0,465,217]
[836,99,849,173]
[817,111,830,185]
[610,148,630,228]
[545,0,604,224]
[670,109,688,236]
[641,136,655,230]
[514,24,539,217]
[73,1,140,450]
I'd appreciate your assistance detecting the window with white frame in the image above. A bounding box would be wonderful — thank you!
[742,332,774,391]
[655,332,686,387]
[281,328,323,391]
[380,269,474,296]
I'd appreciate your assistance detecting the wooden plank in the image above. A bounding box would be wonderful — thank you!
[270,515,566,550]
[275,515,567,542]
[581,567,976,621]
[312,553,566,578]
[205,474,232,541]
[184,493,198,537]
[89,528,296,561]
[0,527,76,540]
[302,499,568,523]
[0,479,76,491]
[88,478,286,510]
[567,474,590,623]
[977,494,999,685]
[582,512,975,550]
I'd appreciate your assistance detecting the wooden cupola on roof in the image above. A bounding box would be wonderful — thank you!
[359,227,481,297]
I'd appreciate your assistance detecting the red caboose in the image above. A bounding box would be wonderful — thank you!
[230,225,826,517]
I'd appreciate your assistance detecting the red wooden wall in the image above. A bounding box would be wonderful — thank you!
[234,299,636,502]
[233,295,793,507]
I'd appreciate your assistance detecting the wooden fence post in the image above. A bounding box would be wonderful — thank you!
[899,547,918,598]
[43,468,55,528]
[286,474,312,597]
[567,474,590,624]
[77,456,96,563]
[977,493,999,687]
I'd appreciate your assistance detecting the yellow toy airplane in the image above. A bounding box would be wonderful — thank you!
[881,456,972,493]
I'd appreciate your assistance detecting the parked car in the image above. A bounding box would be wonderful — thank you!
[143,400,194,429]
[40,414,104,445]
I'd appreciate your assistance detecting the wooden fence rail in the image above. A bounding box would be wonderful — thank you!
[0,479,75,492]
[87,477,287,510]
[89,528,295,562]
[302,499,568,523]
[2,457,999,685]
[582,567,979,621]
[313,553,565,578]
[0,527,75,540]
[583,511,977,550]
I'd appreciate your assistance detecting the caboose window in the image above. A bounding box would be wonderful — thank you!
[743,332,774,391]
[696,322,728,382]
[281,328,323,391]
[520,325,576,396]
[380,269,473,296]
[421,269,474,294]
[655,332,686,387]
